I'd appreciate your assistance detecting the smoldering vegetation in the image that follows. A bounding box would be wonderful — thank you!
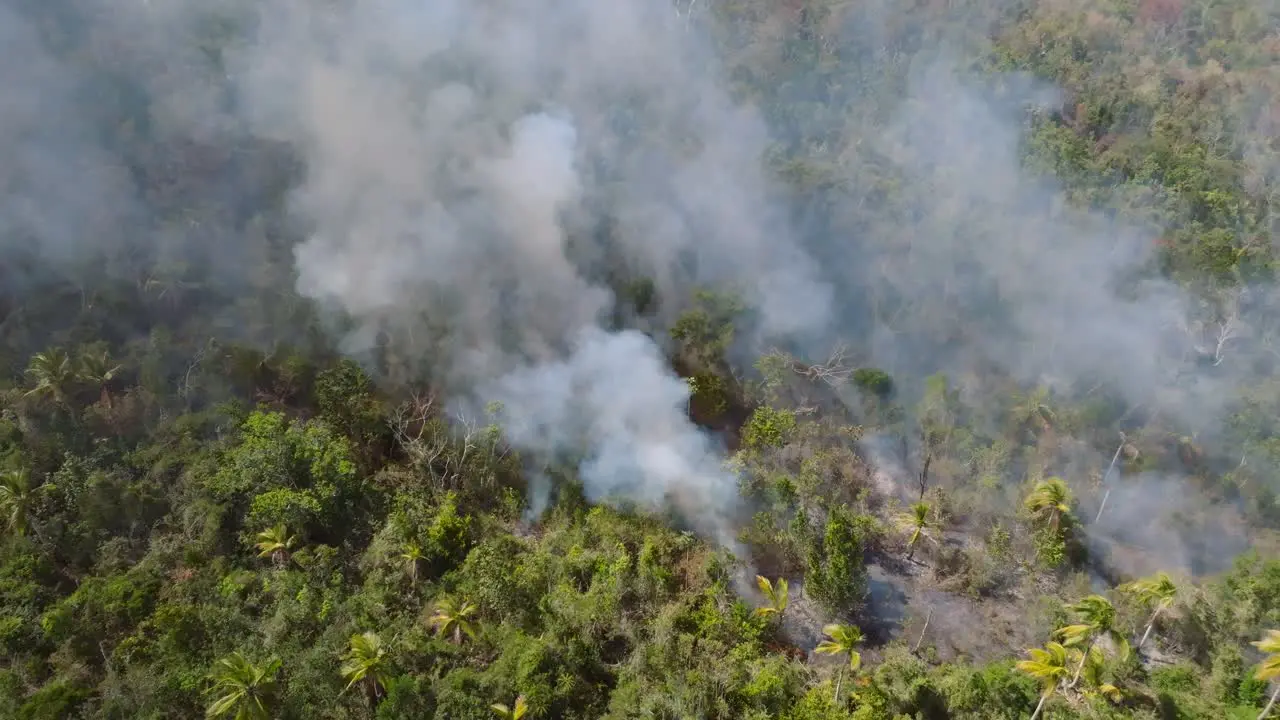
[1,0,1278,574]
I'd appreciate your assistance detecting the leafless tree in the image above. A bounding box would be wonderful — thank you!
[388,391,510,491]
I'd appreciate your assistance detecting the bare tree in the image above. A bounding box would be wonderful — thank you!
[388,391,510,491]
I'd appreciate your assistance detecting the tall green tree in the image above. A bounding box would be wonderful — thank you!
[754,575,789,618]
[204,652,281,720]
[1254,630,1280,720]
[1024,477,1073,531]
[491,695,528,719]
[895,501,936,562]
[815,623,864,703]
[0,468,42,538]
[254,525,296,567]
[400,542,425,583]
[1121,572,1178,650]
[24,347,76,406]
[1016,641,1071,720]
[427,596,478,644]
[1055,595,1129,688]
[340,632,391,703]
[77,348,122,408]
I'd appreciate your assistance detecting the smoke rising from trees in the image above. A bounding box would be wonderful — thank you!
[1,0,1276,555]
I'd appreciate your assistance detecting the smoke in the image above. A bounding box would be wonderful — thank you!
[2,0,1277,564]
[221,0,835,541]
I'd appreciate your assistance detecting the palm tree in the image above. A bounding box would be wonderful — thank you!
[24,348,76,406]
[753,575,789,618]
[427,596,478,644]
[254,525,296,567]
[0,469,43,538]
[895,501,937,562]
[204,651,281,720]
[1024,477,1073,532]
[1121,572,1178,650]
[1016,641,1071,720]
[399,542,425,583]
[77,349,122,409]
[1076,645,1124,704]
[1055,595,1129,688]
[815,623,864,702]
[340,631,392,703]
[491,695,528,719]
[1253,629,1280,720]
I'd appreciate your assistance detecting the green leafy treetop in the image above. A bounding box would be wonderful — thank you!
[427,596,478,644]
[1055,594,1129,688]
[753,575,789,618]
[491,695,528,719]
[1253,630,1280,720]
[204,652,281,720]
[1016,641,1070,720]
[1024,477,1073,532]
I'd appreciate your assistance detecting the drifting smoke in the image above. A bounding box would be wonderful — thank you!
[2,0,1278,561]
[226,0,833,541]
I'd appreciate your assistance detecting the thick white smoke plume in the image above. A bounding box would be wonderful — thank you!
[228,0,833,539]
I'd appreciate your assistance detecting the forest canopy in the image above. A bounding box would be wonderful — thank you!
[1,0,1279,718]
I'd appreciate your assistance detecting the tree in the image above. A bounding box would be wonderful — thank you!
[24,347,76,406]
[77,349,122,409]
[204,652,281,720]
[815,623,864,703]
[1121,572,1178,650]
[1055,595,1129,688]
[1254,630,1280,720]
[400,542,425,583]
[1024,477,1073,532]
[1077,645,1124,704]
[753,575,789,618]
[491,695,528,719]
[427,596,478,644]
[895,501,937,562]
[0,468,43,538]
[340,631,392,703]
[254,525,296,567]
[1016,641,1071,720]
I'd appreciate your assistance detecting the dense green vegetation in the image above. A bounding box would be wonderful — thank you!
[3,0,1280,718]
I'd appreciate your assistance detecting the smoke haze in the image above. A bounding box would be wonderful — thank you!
[1,0,1277,555]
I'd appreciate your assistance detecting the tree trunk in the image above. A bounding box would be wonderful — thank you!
[1259,684,1279,720]
[833,667,843,704]
[1070,640,1095,688]
[1030,692,1048,720]
[1138,608,1162,650]
[913,610,932,654]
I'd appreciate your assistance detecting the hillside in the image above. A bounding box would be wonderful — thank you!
[1,0,1279,718]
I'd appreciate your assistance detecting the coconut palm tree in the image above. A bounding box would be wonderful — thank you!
[77,349,123,409]
[753,575,789,618]
[427,596,478,644]
[1056,595,1129,688]
[1253,629,1280,720]
[1121,571,1178,650]
[204,651,281,720]
[1077,644,1124,704]
[1016,641,1071,720]
[895,501,937,562]
[340,631,392,703]
[399,542,425,583]
[491,695,528,719]
[254,525,296,567]
[1024,477,1073,532]
[24,348,76,406]
[815,623,864,702]
[0,469,44,538]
